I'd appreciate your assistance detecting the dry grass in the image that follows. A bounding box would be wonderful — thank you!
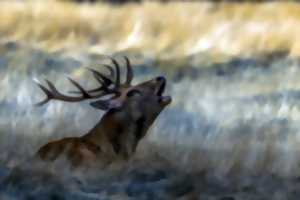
[1,1,300,60]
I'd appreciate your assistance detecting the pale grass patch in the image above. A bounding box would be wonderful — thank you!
[1,1,300,60]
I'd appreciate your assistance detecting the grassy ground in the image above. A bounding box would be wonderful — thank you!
[2,2,300,199]
[0,1,300,63]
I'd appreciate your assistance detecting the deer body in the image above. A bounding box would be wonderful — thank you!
[34,57,171,169]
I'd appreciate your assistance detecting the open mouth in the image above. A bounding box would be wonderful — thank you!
[156,78,171,105]
[156,80,166,96]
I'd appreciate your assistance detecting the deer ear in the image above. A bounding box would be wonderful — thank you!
[90,99,123,110]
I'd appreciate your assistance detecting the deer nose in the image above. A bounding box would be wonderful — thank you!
[156,76,166,82]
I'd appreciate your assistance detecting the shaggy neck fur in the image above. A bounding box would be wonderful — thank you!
[82,110,147,160]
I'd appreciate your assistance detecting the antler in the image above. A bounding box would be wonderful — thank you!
[100,56,133,86]
[73,56,134,94]
[124,56,133,85]
[34,76,117,106]
[34,56,134,106]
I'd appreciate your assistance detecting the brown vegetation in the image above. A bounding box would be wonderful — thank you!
[0,1,300,62]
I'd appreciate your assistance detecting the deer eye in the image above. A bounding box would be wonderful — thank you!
[126,89,142,97]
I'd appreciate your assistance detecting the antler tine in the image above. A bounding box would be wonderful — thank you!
[110,58,120,88]
[102,64,115,78]
[124,56,133,85]
[45,79,59,93]
[67,77,91,98]
[69,67,115,95]
[34,79,52,106]
[88,68,113,87]
[43,79,90,102]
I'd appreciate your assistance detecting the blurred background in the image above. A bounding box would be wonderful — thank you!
[2,0,300,199]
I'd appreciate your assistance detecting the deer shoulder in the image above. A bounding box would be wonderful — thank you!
[34,57,172,169]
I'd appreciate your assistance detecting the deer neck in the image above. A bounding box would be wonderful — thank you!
[82,110,148,159]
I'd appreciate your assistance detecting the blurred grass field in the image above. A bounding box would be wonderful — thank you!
[0,0,300,64]
[3,2,300,199]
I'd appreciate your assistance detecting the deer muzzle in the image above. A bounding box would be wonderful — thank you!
[155,76,172,106]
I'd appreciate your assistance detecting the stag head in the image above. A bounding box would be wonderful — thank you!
[35,57,171,159]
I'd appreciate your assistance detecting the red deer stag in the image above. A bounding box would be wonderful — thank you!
[34,57,171,169]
